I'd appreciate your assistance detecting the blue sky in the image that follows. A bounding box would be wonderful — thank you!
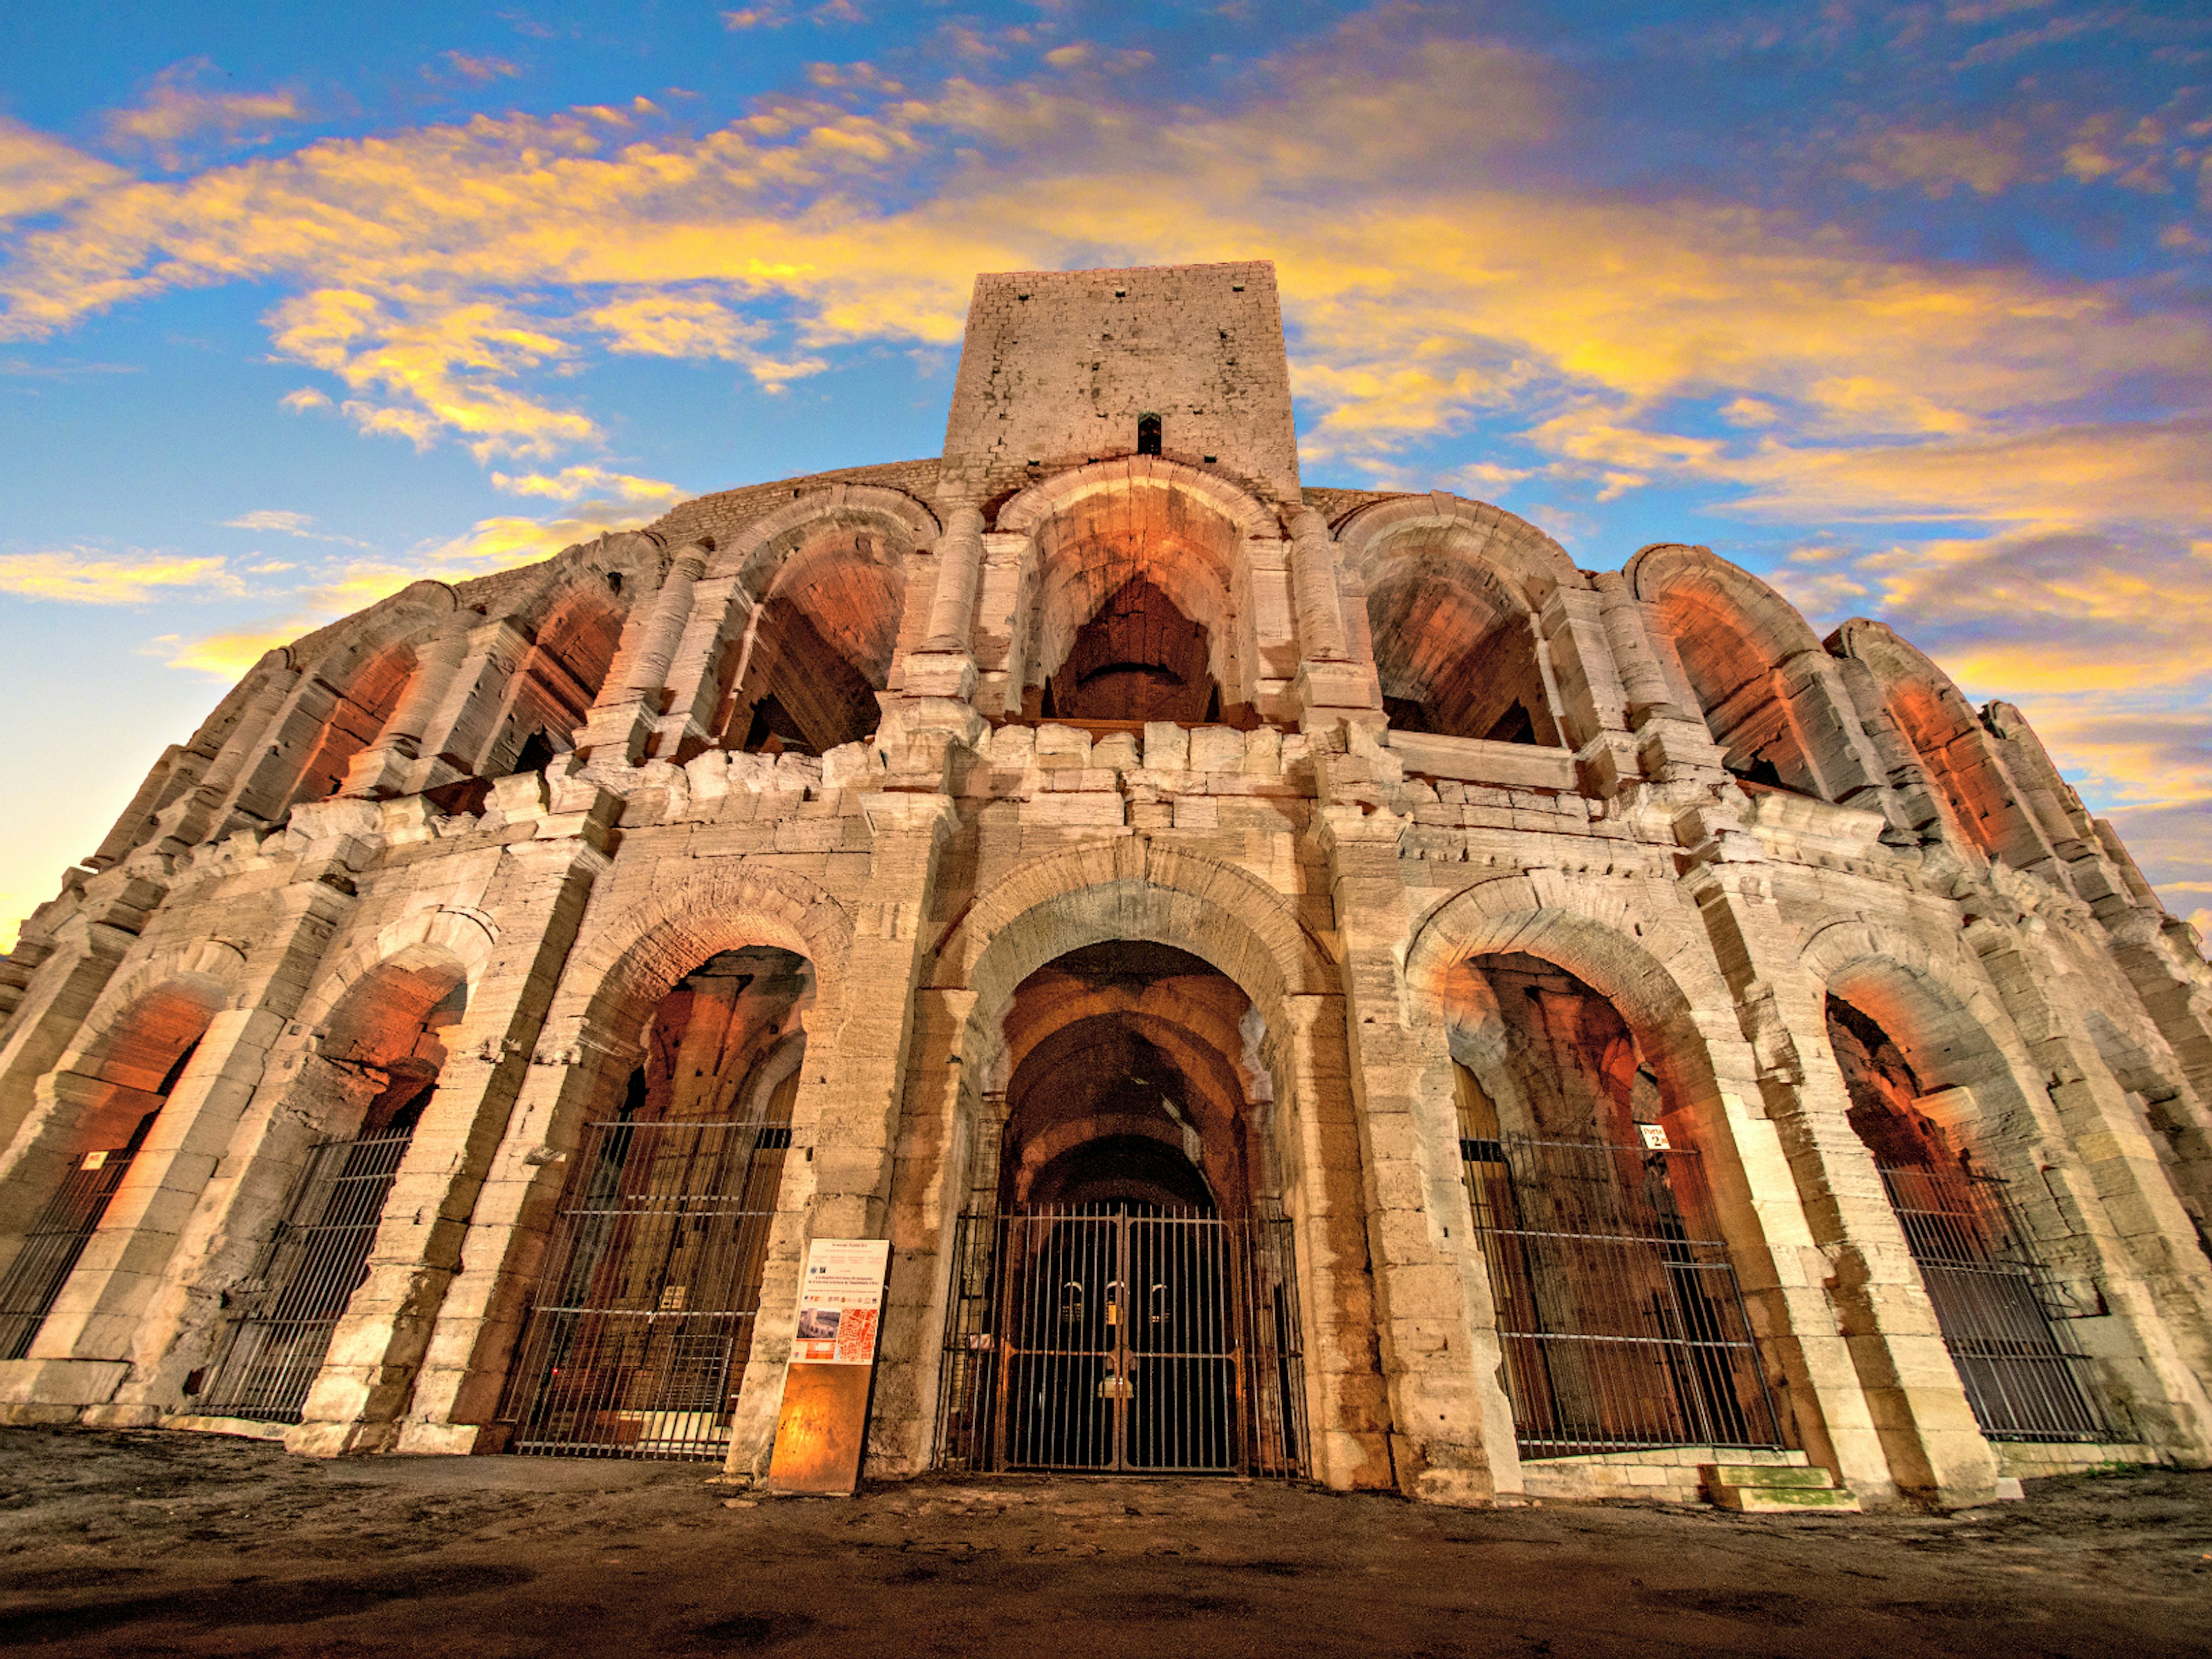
[2,1,2208,948]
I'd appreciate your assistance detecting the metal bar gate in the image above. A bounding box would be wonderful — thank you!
[934,1207,1306,1477]
[0,1147,139,1361]
[1877,1164,2113,1442]
[196,1127,415,1422]
[498,1116,787,1459]
[1463,1135,1785,1459]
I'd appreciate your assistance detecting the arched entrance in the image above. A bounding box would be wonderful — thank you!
[197,946,467,1422]
[934,942,1304,1475]
[1825,990,2114,1442]
[1447,952,1784,1457]
[497,945,810,1459]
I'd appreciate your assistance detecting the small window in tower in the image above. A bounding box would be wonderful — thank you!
[1137,412,1161,456]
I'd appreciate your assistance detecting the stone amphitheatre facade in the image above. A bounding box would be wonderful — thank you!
[3,261,2210,1511]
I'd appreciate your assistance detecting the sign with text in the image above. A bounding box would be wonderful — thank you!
[767,1238,891,1495]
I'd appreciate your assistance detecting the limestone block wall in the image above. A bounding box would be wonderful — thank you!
[2,263,2209,1512]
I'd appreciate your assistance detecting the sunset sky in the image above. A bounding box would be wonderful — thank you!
[1,0,2207,951]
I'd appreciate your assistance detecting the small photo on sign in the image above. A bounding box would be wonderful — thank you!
[797,1308,842,1341]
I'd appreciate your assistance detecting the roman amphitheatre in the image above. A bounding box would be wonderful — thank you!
[2,260,2207,1516]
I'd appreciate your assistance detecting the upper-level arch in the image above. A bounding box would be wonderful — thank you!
[213,580,457,823]
[1630,544,1878,802]
[1335,495,1578,745]
[991,459,1275,723]
[689,486,937,756]
[1830,619,2052,871]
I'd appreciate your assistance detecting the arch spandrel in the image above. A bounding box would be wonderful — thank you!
[1334,492,1581,613]
[287,909,501,1040]
[990,456,1277,543]
[987,460,1272,718]
[1403,878,1745,1118]
[1626,543,1827,672]
[56,940,252,1081]
[711,483,941,596]
[562,863,853,1049]
[289,578,460,696]
[930,842,1335,1028]
[1796,917,2032,1096]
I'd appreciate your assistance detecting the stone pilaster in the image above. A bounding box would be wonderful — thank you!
[339,628,476,799]
[576,544,710,764]
[1964,914,2212,1461]
[723,789,959,1480]
[1315,802,1516,1503]
[1674,806,2001,1505]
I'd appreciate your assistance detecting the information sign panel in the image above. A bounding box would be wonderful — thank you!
[767,1238,890,1495]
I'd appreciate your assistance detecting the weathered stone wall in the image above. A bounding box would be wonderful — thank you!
[2,261,2209,1511]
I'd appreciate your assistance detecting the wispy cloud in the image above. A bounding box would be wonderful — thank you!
[100,62,303,171]
[218,509,374,548]
[0,547,241,604]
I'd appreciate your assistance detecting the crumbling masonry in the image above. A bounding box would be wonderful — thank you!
[3,262,2211,1509]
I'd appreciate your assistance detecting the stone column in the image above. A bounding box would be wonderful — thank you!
[1537,586,1641,795]
[1286,507,1349,664]
[1772,651,1892,812]
[1592,572,1683,728]
[724,790,959,1480]
[1827,654,1956,846]
[406,619,533,789]
[1286,509,1380,728]
[169,656,305,847]
[921,507,985,657]
[288,834,607,1455]
[869,984,978,1476]
[1672,813,2001,1505]
[1315,802,1518,1503]
[338,628,476,798]
[575,544,710,764]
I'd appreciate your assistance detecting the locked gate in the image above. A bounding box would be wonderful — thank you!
[934,1207,1306,1476]
[0,1146,139,1361]
[1463,1135,1785,1457]
[1877,1164,2112,1441]
[196,1127,415,1422]
[498,1115,789,1459]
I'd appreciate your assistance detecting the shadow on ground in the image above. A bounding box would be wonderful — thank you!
[1,1426,2206,1656]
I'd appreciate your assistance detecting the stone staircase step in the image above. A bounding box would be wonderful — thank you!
[1701,1462,1862,1513]
[1710,1484,1864,1513]
[1703,1463,1836,1490]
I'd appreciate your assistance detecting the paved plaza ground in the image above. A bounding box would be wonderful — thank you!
[0,1426,2207,1656]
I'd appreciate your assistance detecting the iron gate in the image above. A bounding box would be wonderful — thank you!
[935,1207,1306,1476]
[498,1116,787,1459]
[0,1147,138,1361]
[1463,1135,1785,1458]
[195,1127,414,1422]
[1877,1164,2113,1441]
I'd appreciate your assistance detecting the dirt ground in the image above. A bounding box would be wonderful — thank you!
[0,1427,2207,1657]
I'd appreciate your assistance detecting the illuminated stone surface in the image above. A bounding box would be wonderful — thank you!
[1,262,2209,1510]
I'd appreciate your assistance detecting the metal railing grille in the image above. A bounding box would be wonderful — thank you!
[0,1149,137,1361]
[196,1128,415,1422]
[1877,1164,2113,1442]
[1463,1135,1785,1459]
[499,1118,787,1460]
[934,1206,1306,1478]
